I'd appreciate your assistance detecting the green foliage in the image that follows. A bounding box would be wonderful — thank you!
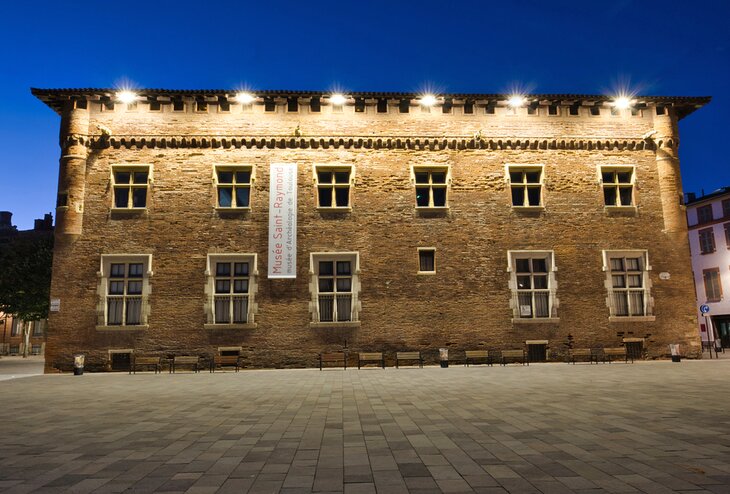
[0,233,54,321]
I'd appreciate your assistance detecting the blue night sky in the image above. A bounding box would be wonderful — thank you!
[0,0,728,229]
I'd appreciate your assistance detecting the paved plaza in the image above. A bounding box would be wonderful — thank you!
[1,360,730,494]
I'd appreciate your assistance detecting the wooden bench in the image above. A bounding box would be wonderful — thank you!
[501,349,528,366]
[603,347,632,363]
[319,352,347,370]
[396,351,423,368]
[568,348,598,364]
[171,356,201,373]
[210,355,242,372]
[358,352,385,369]
[464,350,492,367]
[130,356,161,374]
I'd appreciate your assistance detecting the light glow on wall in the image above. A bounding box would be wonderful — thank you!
[329,94,347,106]
[235,92,255,104]
[419,94,437,107]
[116,91,137,104]
[507,95,526,107]
[613,96,632,109]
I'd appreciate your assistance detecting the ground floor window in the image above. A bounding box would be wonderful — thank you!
[310,252,360,323]
[205,254,258,326]
[97,255,152,327]
[508,251,558,319]
[603,250,652,317]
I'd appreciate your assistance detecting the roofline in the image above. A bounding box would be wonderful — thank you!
[31,87,711,119]
[686,187,730,206]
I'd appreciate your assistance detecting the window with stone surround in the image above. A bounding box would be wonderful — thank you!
[600,166,634,207]
[699,228,716,254]
[703,268,722,302]
[697,204,713,224]
[111,165,151,210]
[214,165,253,209]
[412,166,450,209]
[603,251,653,319]
[418,248,436,274]
[314,165,354,209]
[97,255,152,329]
[310,253,360,326]
[508,251,558,320]
[507,165,543,208]
[10,318,20,336]
[205,254,258,328]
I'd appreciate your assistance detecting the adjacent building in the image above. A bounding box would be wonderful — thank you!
[686,187,730,348]
[32,88,709,371]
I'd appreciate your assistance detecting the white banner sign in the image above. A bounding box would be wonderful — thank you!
[268,163,297,278]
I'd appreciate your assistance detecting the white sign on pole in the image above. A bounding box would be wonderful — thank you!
[268,163,297,278]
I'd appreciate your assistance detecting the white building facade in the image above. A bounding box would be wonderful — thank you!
[687,187,730,347]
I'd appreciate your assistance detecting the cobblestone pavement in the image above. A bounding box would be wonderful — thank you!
[1,361,730,494]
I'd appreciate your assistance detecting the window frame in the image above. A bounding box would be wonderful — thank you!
[96,254,152,330]
[699,227,716,255]
[723,199,730,219]
[313,164,355,211]
[410,165,451,210]
[204,254,258,329]
[213,165,255,211]
[309,252,361,328]
[506,164,545,209]
[697,204,714,224]
[110,164,153,212]
[724,223,730,249]
[602,250,655,321]
[417,247,436,275]
[507,251,559,322]
[599,165,636,209]
[703,267,722,303]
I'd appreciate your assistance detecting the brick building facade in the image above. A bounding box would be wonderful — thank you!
[32,88,708,371]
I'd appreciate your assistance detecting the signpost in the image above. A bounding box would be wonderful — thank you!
[700,304,716,359]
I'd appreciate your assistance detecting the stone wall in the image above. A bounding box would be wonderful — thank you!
[44,97,701,371]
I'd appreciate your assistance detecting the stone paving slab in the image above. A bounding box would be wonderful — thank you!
[1,361,730,493]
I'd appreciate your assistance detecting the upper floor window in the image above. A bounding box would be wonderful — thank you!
[703,268,722,302]
[697,204,713,224]
[32,320,45,337]
[412,166,449,209]
[725,223,730,248]
[112,165,151,210]
[314,165,353,209]
[699,228,716,254]
[205,254,258,327]
[603,251,652,318]
[215,165,253,209]
[723,199,730,219]
[600,166,634,207]
[10,318,20,336]
[98,255,152,328]
[310,252,360,325]
[508,165,543,208]
[508,251,557,320]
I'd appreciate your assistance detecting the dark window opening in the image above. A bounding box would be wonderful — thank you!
[218,97,230,112]
[527,344,547,362]
[442,99,453,113]
[220,349,240,357]
[399,99,410,113]
[148,99,161,111]
[419,250,435,272]
[287,97,298,112]
[463,101,474,114]
[656,105,666,115]
[75,99,88,110]
[486,103,496,114]
[548,104,559,115]
[527,102,538,115]
[172,99,184,112]
[354,98,365,112]
[631,107,641,116]
[102,99,115,111]
[310,97,321,112]
[569,104,579,116]
[264,98,276,112]
[57,192,68,207]
[196,100,208,112]
[111,353,131,372]
[590,106,600,116]
[377,99,388,113]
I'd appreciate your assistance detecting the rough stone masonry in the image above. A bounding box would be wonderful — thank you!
[32,89,710,371]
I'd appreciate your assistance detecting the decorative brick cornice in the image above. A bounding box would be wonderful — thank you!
[70,135,672,152]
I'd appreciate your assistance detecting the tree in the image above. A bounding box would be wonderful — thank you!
[0,233,53,357]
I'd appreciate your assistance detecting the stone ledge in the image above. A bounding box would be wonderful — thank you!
[608,315,656,323]
[203,323,257,330]
[512,318,561,324]
[309,321,361,329]
[95,325,148,332]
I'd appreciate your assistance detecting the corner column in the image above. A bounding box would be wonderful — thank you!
[55,100,90,240]
[653,107,686,239]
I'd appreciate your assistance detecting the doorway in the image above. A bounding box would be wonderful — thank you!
[713,316,730,348]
